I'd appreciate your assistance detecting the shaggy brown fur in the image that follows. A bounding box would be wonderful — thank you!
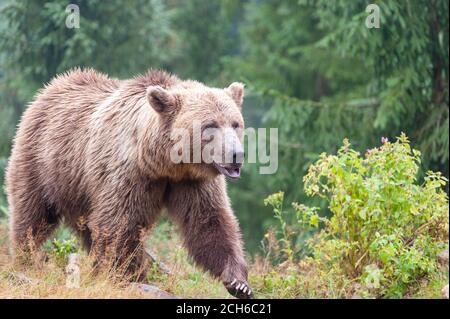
[6,68,252,298]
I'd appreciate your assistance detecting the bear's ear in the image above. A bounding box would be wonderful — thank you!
[146,86,178,114]
[225,82,245,107]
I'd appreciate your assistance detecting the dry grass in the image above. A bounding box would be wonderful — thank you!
[0,220,236,299]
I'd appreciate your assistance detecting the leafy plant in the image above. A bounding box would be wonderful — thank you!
[51,237,78,268]
[263,192,324,263]
[266,134,449,297]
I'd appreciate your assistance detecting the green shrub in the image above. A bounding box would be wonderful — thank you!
[263,191,323,263]
[265,134,449,298]
[51,237,78,268]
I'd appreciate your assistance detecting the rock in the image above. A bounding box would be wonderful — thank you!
[65,253,80,288]
[144,248,173,275]
[131,283,179,299]
[438,250,449,267]
[442,285,449,299]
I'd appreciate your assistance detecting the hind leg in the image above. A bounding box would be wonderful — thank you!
[84,178,167,282]
[9,190,60,262]
[87,199,162,282]
[90,229,150,282]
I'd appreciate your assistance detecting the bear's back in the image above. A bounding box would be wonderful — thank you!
[7,69,121,213]
[7,68,183,216]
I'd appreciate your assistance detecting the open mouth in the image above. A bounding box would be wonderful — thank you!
[213,162,241,179]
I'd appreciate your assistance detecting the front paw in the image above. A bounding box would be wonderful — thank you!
[225,278,253,299]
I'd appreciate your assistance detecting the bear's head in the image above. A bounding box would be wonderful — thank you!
[146,81,245,180]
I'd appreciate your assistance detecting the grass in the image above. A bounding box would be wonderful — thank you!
[408,271,449,299]
[0,218,447,299]
[0,219,229,299]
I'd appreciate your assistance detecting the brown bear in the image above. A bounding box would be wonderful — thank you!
[6,68,252,299]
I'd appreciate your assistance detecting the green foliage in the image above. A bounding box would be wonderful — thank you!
[0,0,175,84]
[267,134,449,297]
[169,0,236,83]
[229,0,449,252]
[303,0,449,173]
[263,191,323,263]
[50,237,78,268]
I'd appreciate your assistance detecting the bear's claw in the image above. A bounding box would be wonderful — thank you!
[225,278,253,299]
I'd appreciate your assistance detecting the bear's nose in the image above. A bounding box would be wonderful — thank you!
[233,150,245,165]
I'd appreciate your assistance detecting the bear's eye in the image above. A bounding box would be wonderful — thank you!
[232,121,240,129]
[202,122,218,131]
